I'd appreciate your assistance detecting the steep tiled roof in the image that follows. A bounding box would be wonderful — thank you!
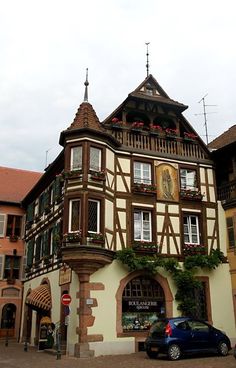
[68,102,103,132]
[0,166,42,203]
[208,125,236,149]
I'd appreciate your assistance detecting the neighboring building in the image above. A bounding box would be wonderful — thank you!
[209,125,236,324]
[20,74,235,357]
[0,166,42,340]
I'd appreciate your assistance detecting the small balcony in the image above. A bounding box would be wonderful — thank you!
[217,179,236,208]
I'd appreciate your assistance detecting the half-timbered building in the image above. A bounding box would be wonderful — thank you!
[20,74,235,357]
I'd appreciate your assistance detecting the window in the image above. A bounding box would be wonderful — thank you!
[88,199,100,233]
[134,162,151,184]
[0,214,5,237]
[4,256,20,279]
[226,217,236,248]
[69,199,80,232]
[6,215,22,238]
[90,147,101,171]
[71,146,82,171]
[122,277,165,331]
[134,210,152,241]
[180,169,197,190]
[183,214,200,244]
[191,281,208,320]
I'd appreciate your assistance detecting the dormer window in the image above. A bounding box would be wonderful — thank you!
[71,146,82,171]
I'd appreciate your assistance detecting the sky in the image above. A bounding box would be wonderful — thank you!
[0,0,236,172]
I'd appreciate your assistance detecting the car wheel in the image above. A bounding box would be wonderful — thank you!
[217,341,229,356]
[146,349,158,359]
[168,344,181,361]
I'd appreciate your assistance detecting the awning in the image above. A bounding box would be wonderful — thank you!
[26,284,52,311]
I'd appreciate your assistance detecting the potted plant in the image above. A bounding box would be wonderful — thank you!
[165,128,179,138]
[183,132,198,141]
[149,124,163,135]
[131,121,144,132]
[111,118,123,129]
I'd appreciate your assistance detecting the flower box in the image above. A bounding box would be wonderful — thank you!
[87,232,105,245]
[180,189,203,201]
[133,241,159,253]
[183,243,206,256]
[111,118,123,129]
[63,169,83,179]
[63,231,81,243]
[183,132,197,141]
[89,170,106,181]
[133,183,157,194]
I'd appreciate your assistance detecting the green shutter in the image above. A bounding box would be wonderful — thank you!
[26,203,34,223]
[27,240,34,267]
[35,236,41,261]
[44,190,50,209]
[53,177,62,203]
[44,231,50,256]
[52,222,61,255]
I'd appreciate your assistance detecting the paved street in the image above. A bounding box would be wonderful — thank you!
[0,342,236,368]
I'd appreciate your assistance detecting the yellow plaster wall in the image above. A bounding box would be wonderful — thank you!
[106,149,115,172]
[105,199,114,231]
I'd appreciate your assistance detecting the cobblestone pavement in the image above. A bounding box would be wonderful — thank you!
[0,342,236,368]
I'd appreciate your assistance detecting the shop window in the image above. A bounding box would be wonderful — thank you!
[6,215,22,238]
[226,217,236,248]
[4,256,20,279]
[69,199,80,232]
[71,146,82,171]
[134,210,152,241]
[88,199,100,233]
[122,276,165,331]
[183,214,200,244]
[134,162,151,184]
[180,169,197,191]
[89,147,102,172]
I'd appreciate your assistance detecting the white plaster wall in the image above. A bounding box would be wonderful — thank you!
[105,199,114,231]
[106,149,115,172]
[117,158,130,173]
[67,271,80,356]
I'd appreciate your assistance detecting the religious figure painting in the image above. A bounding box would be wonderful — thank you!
[155,162,179,202]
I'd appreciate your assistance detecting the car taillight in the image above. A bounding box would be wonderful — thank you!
[165,322,172,337]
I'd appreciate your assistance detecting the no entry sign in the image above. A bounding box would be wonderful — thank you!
[61,294,72,306]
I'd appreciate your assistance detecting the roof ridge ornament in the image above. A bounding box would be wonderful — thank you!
[83,68,89,102]
[145,42,150,77]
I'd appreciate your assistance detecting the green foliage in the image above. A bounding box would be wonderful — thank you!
[115,247,225,316]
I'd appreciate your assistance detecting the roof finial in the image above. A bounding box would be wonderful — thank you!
[84,68,89,102]
[145,42,150,77]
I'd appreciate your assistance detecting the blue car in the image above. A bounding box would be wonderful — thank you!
[145,317,231,360]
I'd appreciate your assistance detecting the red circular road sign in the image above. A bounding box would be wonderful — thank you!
[61,294,72,306]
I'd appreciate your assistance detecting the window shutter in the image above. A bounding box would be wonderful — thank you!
[26,203,34,223]
[27,239,34,267]
[53,177,62,202]
[0,255,4,279]
[35,236,41,261]
[0,214,6,237]
[44,190,49,209]
[52,222,61,255]
[44,231,50,256]
[20,256,27,280]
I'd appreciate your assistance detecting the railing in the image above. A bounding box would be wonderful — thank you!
[109,128,208,160]
[217,180,236,202]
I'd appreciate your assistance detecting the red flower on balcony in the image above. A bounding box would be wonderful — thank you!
[184,132,198,140]
[131,121,144,129]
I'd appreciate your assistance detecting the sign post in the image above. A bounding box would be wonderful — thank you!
[61,294,72,306]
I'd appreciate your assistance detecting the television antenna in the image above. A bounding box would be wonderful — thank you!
[194,94,217,145]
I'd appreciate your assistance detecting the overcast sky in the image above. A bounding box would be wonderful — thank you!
[0,0,235,172]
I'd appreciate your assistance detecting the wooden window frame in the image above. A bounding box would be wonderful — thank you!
[68,199,81,233]
[88,199,101,234]
[132,207,154,242]
[70,146,83,171]
[183,213,201,245]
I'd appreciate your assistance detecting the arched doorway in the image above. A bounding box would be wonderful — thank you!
[1,303,16,337]
[122,276,165,331]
